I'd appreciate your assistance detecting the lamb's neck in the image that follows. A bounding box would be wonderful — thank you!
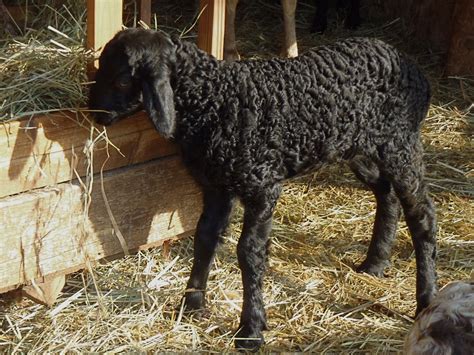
[171,39,222,137]
[172,39,220,91]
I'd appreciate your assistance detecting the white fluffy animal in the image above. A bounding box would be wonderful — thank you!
[405,280,474,355]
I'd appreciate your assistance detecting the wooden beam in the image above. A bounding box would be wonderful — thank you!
[140,0,152,27]
[0,111,177,199]
[22,275,66,306]
[0,156,202,294]
[87,0,123,69]
[197,0,226,59]
[446,0,474,76]
[1,1,19,35]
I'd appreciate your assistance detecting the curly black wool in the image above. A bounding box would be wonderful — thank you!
[89,29,438,351]
[170,36,429,191]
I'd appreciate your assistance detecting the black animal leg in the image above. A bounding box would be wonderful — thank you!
[183,188,234,311]
[234,185,281,351]
[350,157,400,276]
[382,145,438,315]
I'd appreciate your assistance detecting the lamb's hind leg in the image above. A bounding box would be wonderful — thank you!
[382,144,438,315]
[350,157,401,277]
[183,188,234,311]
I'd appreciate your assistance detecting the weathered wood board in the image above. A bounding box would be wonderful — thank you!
[381,0,474,76]
[87,0,123,69]
[140,0,152,26]
[0,111,177,199]
[446,0,474,76]
[0,156,202,294]
[198,0,226,60]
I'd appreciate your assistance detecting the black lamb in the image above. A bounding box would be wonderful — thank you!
[89,28,437,351]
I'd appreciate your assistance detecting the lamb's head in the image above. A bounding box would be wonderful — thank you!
[89,28,177,138]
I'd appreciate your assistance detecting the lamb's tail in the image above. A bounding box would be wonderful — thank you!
[402,58,431,128]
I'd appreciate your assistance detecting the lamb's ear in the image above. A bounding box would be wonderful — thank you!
[141,76,176,138]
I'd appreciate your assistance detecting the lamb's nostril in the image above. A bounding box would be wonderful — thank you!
[91,111,115,126]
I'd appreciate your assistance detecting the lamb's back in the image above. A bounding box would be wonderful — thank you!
[178,38,429,193]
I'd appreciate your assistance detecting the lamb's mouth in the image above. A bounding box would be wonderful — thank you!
[92,103,142,126]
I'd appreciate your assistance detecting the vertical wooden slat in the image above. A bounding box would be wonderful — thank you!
[197,0,226,60]
[140,0,152,27]
[446,0,474,76]
[86,0,123,70]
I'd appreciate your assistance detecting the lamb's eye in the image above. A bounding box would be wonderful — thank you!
[115,75,132,90]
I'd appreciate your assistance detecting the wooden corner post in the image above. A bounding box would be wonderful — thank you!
[87,0,123,71]
[140,0,152,27]
[14,0,124,306]
[446,0,474,76]
[197,0,226,60]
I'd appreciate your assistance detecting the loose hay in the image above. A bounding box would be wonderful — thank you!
[0,0,472,352]
[0,0,90,121]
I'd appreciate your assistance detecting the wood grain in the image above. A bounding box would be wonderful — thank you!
[22,274,66,306]
[0,111,178,198]
[446,0,474,76]
[139,0,152,26]
[86,0,123,69]
[198,0,226,60]
[0,156,202,294]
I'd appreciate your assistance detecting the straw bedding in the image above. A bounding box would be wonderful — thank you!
[0,0,472,352]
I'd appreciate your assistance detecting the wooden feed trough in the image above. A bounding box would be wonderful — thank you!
[0,0,226,305]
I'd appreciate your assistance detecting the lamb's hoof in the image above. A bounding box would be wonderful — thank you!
[355,260,387,277]
[415,290,437,317]
[235,328,264,352]
[414,302,429,318]
[182,290,205,312]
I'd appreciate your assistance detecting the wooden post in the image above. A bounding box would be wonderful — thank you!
[7,0,124,305]
[22,275,66,307]
[446,0,474,76]
[140,0,152,27]
[197,0,226,60]
[87,0,123,70]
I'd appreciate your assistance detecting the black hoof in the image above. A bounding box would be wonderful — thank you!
[182,290,205,312]
[355,260,388,277]
[235,329,264,352]
[415,290,437,317]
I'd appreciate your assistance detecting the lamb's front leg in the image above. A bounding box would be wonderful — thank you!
[183,188,234,311]
[235,185,281,351]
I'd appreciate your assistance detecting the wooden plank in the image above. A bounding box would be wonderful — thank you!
[198,0,226,59]
[139,0,152,26]
[4,5,25,24]
[382,0,456,51]
[0,111,177,199]
[0,156,202,294]
[446,0,474,76]
[22,274,66,306]
[1,2,19,35]
[87,0,123,69]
